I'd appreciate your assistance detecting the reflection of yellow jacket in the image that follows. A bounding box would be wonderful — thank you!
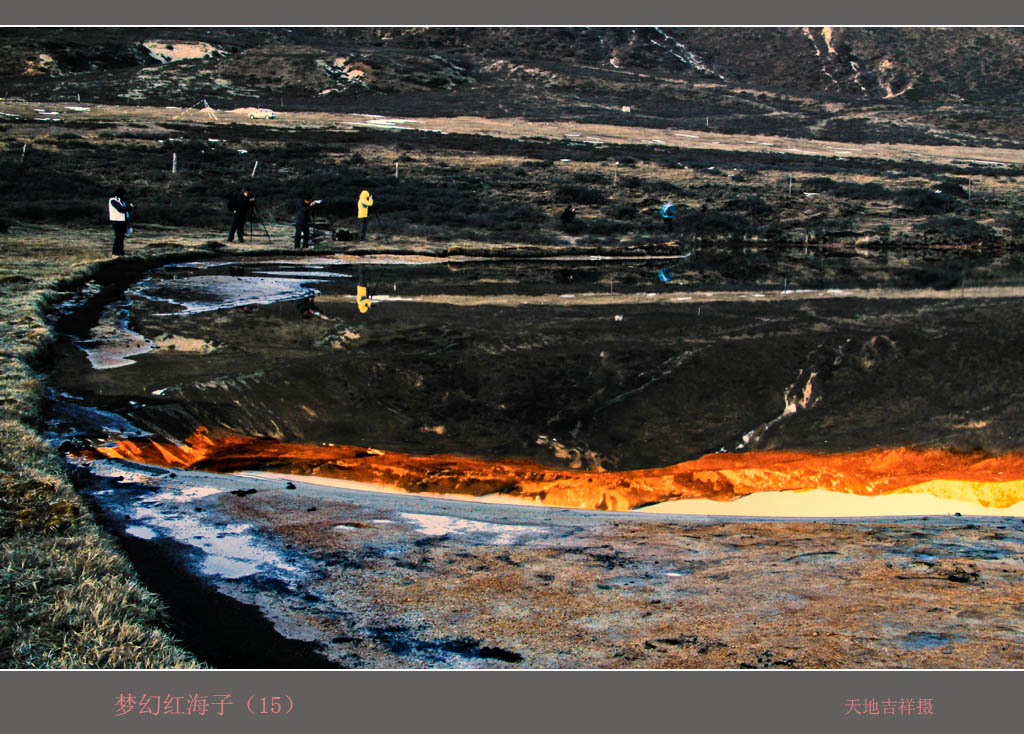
[357,284,372,313]
[357,190,373,219]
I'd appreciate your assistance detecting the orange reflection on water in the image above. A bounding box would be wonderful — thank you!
[87,428,1024,512]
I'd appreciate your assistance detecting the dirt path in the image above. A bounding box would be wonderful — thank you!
[7,101,1024,168]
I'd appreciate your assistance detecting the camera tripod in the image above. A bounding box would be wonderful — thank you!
[246,199,274,245]
[372,210,392,245]
[309,208,325,249]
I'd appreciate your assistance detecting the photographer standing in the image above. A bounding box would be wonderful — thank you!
[108,187,133,256]
[294,196,319,249]
[357,189,373,242]
[227,187,255,243]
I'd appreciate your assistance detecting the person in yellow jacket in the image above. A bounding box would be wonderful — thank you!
[357,189,373,241]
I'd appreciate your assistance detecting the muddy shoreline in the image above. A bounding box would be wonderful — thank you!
[69,456,1024,669]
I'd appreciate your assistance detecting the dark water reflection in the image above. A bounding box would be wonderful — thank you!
[48,255,1024,472]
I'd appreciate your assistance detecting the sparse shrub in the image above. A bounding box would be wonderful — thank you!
[936,178,970,198]
[559,219,585,235]
[897,189,958,215]
[721,195,772,218]
[584,218,633,236]
[555,184,606,205]
[639,180,685,197]
[54,137,95,149]
[914,216,997,244]
[602,204,637,220]
[496,203,546,224]
[842,182,889,199]
[678,209,758,238]
[801,176,889,200]
[7,201,100,222]
[809,218,857,239]
[757,223,787,242]
[199,148,231,164]
[802,177,835,191]
[575,172,607,185]
[999,213,1024,238]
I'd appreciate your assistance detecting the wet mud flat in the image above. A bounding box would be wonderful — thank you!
[71,458,1024,669]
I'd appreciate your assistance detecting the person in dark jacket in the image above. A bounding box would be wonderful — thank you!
[108,187,133,256]
[294,196,319,249]
[227,188,254,243]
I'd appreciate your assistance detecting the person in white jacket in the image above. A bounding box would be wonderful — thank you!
[108,187,133,256]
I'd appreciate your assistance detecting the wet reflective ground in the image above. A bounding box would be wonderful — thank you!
[48,253,1024,473]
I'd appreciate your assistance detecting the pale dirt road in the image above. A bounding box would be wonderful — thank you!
[7,100,1024,169]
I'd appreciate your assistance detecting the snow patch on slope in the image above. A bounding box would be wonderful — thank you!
[650,28,727,82]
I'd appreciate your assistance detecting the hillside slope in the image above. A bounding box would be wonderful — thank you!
[2,27,1024,142]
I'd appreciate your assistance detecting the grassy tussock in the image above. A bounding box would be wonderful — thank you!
[1,534,197,667]
[0,225,219,668]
